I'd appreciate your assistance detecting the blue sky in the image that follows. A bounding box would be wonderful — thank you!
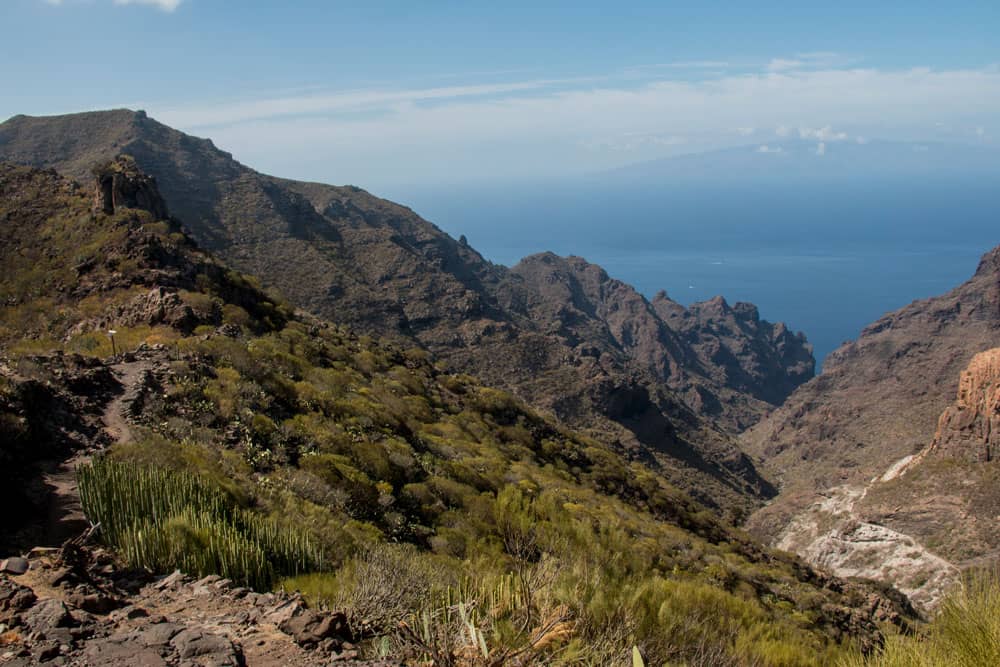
[2,1,999,188]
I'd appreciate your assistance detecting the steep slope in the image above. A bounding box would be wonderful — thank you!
[0,109,814,517]
[742,245,1000,540]
[0,162,916,665]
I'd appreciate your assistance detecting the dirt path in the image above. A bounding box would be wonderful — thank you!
[100,360,152,445]
[41,359,153,547]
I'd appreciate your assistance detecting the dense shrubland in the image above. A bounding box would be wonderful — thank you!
[77,317,886,664]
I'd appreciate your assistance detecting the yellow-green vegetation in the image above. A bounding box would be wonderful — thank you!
[1,163,899,665]
[78,460,322,589]
[842,574,1000,667]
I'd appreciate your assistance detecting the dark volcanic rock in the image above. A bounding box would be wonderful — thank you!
[171,627,245,666]
[279,608,351,647]
[21,598,75,633]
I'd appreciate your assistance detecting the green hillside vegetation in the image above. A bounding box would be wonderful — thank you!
[0,162,905,664]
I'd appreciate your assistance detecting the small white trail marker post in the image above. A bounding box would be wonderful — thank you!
[106,329,118,360]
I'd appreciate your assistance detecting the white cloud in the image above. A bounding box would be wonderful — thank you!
[775,125,791,137]
[582,133,686,151]
[799,126,849,141]
[815,142,826,156]
[115,0,183,10]
[767,52,850,72]
[44,0,183,10]
[736,127,755,136]
[757,144,783,153]
[767,59,803,72]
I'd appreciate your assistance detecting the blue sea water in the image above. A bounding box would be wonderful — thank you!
[388,175,999,368]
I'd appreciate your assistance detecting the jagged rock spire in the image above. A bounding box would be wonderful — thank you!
[92,155,169,219]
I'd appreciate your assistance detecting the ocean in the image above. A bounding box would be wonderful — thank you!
[388,175,999,368]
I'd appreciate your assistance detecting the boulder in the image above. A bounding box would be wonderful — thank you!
[21,599,75,634]
[278,609,350,647]
[0,559,29,576]
[170,628,245,667]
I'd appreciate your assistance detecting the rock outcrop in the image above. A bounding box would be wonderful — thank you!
[653,292,814,423]
[92,155,168,219]
[929,347,1000,462]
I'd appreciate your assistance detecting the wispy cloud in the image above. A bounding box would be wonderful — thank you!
[799,126,849,141]
[157,79,571,127]
[581,133,686,152]
[44,0,183,11]
[115,0,183,10]
[767,52,853,72]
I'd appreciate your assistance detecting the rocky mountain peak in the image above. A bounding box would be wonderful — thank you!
[732,302,758,322]
[930,347,1000,462]
[92,155,168,219]
[974,245,1000,278]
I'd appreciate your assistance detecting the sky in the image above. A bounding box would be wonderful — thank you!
[2,1,999,189]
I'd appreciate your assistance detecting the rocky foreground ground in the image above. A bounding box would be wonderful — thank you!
[0,540,396,666]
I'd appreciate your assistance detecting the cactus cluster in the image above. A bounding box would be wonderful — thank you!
[78,459,323,589]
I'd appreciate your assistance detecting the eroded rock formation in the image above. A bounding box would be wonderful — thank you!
[92,155,169,219]
[930,347,1000,462]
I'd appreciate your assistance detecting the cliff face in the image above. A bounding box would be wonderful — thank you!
[0,109,815,515]
[929,347,1000,462]
[653,292,814,425]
